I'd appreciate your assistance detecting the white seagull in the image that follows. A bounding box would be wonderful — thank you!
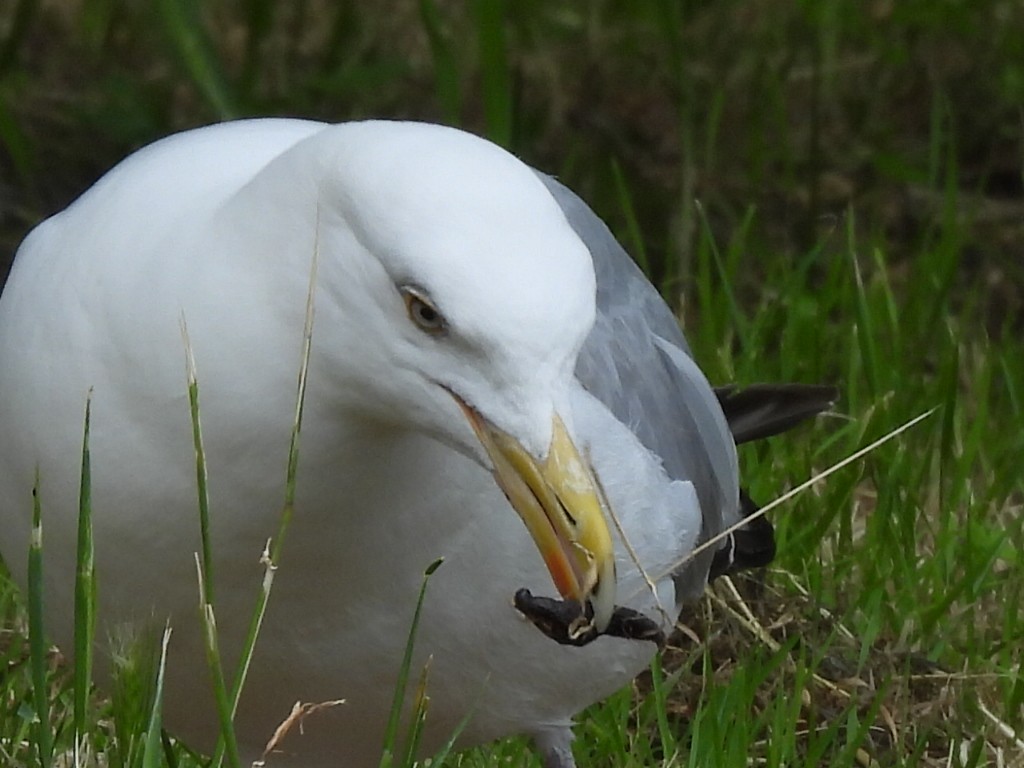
[0,119,832,767]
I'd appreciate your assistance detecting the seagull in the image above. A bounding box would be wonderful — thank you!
[0,119,833,767]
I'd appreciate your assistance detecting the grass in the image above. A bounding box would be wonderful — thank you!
[1,1,1022,766]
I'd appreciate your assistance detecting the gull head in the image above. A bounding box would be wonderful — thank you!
[305,121,616,629]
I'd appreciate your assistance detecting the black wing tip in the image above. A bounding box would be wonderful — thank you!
[715,382,839,445]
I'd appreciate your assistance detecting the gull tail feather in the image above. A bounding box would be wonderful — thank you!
[709,383,838,581]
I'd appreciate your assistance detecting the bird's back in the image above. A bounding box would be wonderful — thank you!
[0,119,328,585]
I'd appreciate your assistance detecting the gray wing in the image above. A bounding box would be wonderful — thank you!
[537,174,740,599]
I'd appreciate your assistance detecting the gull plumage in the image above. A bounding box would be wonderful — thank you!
[0,119,828,767]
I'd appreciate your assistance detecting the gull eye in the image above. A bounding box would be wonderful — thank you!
[401,287,448,335]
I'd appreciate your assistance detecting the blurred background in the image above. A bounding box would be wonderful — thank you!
[1,2,1022,765]
[2,0,1022,324]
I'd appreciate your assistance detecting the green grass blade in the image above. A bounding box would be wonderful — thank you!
[27,472,52,768]
[422,707,474,767]
[196,558,241,768]
[229,239,317,698]
[211,226,321,766]
[647,651,673,758]
[0,0,39,75]
[0,87,33,181]
[380,557,444,767]
[154,0,238,118]
[182,319,215,606]
[694,199,748,347]
[610,158,651,277]
[848,213,880,397]
[419,0,462,124]
[73,392,97,759]
[398,658,432,767]
[161,730,180,768]
[141,625,173,768]
[471,0,512,147]
[77,0,119,51]
[181,318,241,767]
[107,624,160,768]
[240,0,274,97]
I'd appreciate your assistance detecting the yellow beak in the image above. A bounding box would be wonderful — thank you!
[456,399,616,631]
